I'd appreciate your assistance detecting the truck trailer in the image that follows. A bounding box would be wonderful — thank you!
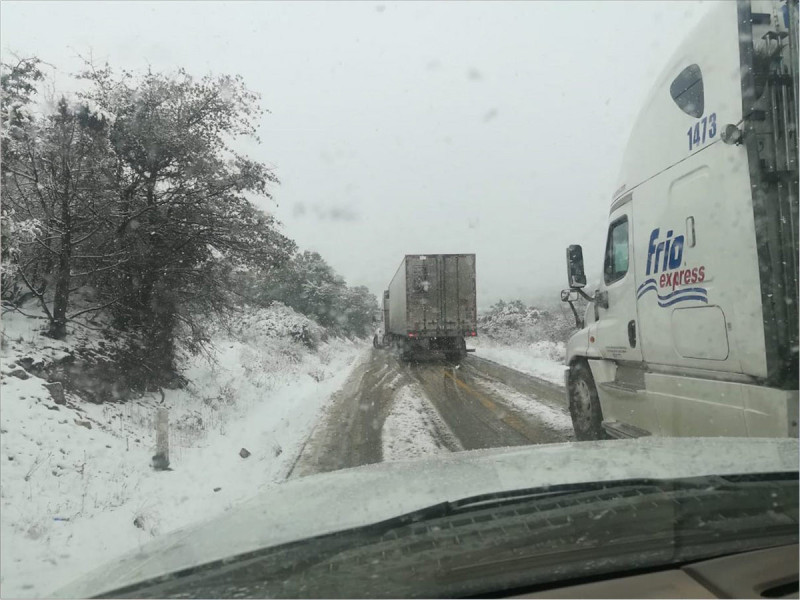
[561,0,798,440]
[382,254,477,362]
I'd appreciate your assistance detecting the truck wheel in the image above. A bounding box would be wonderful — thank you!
[568,361,608,441]
[397,338,412,362]
[445,338,467,363]
[373,334,380,349]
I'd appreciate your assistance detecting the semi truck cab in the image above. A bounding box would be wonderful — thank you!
[561,0,799,440]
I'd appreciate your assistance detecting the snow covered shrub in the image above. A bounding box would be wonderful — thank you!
[528,340,566,362]
[478,299,576,345]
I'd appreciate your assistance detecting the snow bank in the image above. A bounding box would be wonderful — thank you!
[470,338,567,386]
[0,304,364,598]
[381,384,461,461]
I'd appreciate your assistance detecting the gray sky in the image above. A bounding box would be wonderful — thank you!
[2,1,715,308]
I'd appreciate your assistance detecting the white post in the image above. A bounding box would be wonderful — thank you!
[153,408,170,470]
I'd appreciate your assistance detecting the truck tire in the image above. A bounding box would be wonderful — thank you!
[396,338,412,362]
[445,338,467,363]
[373,334,380,349]
[567,361,608,441]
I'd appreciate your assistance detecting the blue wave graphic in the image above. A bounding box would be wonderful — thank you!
[636,278,657,295]
[657,294,708,307]
[636,285,708,300]
[636,283,708,307]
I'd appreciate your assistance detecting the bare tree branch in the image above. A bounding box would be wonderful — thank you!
[67,295,123,319]
[16,264,53,321]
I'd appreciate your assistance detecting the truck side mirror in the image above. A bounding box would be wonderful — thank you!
[560,288,584,329]
[561,289,578,302]
[566,245,587,289]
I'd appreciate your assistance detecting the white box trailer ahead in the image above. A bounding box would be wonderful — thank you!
[561,0,798,440]
[382,254,477,361]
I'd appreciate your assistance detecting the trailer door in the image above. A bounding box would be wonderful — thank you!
[456,254,477,332]
[407,255,441,333]
[441,255,475,334]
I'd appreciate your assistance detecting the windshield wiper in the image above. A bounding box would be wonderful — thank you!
[426,472,797,520]
[101,472,797,599]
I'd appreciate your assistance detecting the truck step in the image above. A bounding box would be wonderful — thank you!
[602,420,651,439]
[598,381,644,396]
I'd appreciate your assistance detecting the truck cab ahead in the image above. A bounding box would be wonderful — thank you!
[561,0,799,440]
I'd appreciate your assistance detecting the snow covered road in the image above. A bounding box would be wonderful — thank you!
[291,349,574,477]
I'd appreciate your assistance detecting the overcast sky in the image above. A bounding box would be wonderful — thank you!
[2,1,716,308]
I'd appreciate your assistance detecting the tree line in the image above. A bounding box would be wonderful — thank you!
[1,57,377,387]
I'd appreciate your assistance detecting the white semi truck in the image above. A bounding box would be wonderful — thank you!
[561,0,798,440]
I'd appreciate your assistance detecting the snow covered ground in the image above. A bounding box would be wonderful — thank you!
[382,384,462,461]
[0,304,365,598]
[1,298,571,596]
[469,338,567,386]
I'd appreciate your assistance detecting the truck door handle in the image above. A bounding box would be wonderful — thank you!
[628,320,637,348]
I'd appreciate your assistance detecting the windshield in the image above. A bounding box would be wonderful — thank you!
[1,1,797,598]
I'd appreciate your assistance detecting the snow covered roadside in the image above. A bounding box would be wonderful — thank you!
[381,384,462,461]
[469,338,567,386]
[473,378,573,435]
[0,306,365,598]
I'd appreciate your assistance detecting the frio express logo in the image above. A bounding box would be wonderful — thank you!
[636,227,708,307]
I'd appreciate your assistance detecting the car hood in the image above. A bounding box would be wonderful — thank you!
[53,437,798,598]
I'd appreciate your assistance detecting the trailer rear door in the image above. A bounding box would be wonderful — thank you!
[406,255,476,335]
[444,254,477,333]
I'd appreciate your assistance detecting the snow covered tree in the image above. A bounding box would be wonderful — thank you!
[2,61,118,338]
[74,65,294,383]
[256,251,377,337]
[339,285,379,337]
[1,57,44,305]
[2,59,296,387]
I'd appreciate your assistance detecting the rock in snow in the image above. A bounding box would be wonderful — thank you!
[44,382,65,405]
[239,447,251,459]
[8,368,30,380]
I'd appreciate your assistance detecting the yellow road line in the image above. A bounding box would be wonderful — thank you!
[443,370,497,411]
[442,370,530,437]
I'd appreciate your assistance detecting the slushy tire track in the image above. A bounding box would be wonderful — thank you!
[291,349,573,478]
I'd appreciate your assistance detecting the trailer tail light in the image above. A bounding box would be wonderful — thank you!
[470,331,477,336]
[408,332,418,339]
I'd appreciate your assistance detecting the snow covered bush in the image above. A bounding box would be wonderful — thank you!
[478,299,575,346]
[226,302,325,350]
[528,340,566,362]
